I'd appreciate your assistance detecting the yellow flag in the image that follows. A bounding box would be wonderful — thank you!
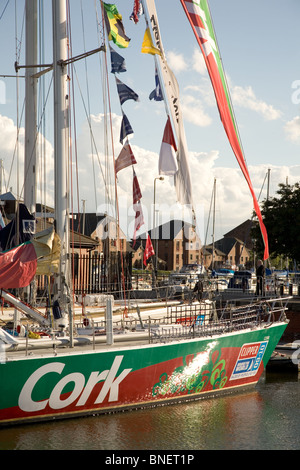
[141,28,161,56]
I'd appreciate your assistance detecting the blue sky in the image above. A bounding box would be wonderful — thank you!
[0,0,299,243]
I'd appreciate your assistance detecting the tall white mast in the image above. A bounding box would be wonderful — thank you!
[52,0,72,341]
[24,0,37,214]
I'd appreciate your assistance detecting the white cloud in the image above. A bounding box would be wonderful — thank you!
[284,116,300,143]
[192,48,207,75]
[2,110,299,244]
[181,94,212,127]
[166,50,187,74]
[231,85,282,121]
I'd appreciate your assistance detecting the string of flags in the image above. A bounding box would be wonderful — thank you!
[103,1,153,264]
[103,1,180,265]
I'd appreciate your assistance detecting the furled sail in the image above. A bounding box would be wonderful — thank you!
[180,0,269,260]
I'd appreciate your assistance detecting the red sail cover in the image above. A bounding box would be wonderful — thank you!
[180,0,269,259]
[0,227,60,289]
[0,242,37,289]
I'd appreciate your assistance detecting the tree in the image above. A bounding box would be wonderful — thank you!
[251,183,300,264]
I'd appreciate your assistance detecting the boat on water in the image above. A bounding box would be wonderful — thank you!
[0,0,289,426]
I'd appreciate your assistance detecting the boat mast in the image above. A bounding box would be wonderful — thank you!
[212,178,216,270]
[24,0,37,215]
[52,0,72,342]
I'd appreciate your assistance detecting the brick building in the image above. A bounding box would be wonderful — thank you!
[134,220,202,271]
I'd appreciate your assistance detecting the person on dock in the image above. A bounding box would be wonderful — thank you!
[193,277,203,301]
[256,260,265,296]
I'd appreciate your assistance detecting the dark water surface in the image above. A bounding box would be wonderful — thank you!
[1,371,299,451]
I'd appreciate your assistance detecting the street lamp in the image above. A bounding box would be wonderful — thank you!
[153,176,164,278]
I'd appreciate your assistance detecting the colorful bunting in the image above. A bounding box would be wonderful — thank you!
[115,143,137,173]
[159,116,178,176]
[180,0,269,260]
[103,2,130,49]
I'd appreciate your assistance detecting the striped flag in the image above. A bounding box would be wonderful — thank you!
[180,0,269,260]
[143,233,155,266]
[103,3,130,49]
[115,143,137,173]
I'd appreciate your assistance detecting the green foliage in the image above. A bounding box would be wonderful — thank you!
[251,183,300,263]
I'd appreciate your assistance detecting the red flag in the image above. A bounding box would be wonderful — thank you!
[133,169,142,204]
[159,116,178,176]
[115,143,137,173]
[143,233,155,266]
[180,0,269,260]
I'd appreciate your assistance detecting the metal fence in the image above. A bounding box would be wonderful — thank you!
[36,252,132,298]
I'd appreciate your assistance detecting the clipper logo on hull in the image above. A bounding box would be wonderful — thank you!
[230,341,268,381]
[18,355,132,413]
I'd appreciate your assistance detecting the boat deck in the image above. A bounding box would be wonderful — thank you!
[1,296,290,361]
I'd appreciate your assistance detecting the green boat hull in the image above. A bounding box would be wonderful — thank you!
[0,321,287,426]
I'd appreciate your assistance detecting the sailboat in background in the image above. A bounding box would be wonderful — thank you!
[0,0,289,427]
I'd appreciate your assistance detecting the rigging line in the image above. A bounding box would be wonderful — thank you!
[95,1,113,213]
[66,0,81,310]
[38,0,47,224]
[18,76,53,201]
[0,0,10,21]
[257,170,268,202]
[80,0,98,212]
[204,180,214,247]
[71,64,114,209]
[100,0,127,317]
[94,0,115,216]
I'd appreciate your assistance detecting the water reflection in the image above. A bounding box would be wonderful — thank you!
[1,372,299,450]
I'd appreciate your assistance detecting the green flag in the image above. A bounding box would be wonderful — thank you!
[103,3,130,49]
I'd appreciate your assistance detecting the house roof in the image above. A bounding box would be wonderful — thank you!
[0,191,16,201]
[136,219,196,242]
[224,219,255,249]
[206,237,247,256]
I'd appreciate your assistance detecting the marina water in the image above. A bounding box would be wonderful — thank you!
[0,370,299,451]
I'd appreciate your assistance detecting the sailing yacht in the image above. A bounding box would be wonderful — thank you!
[0,0,288,426]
